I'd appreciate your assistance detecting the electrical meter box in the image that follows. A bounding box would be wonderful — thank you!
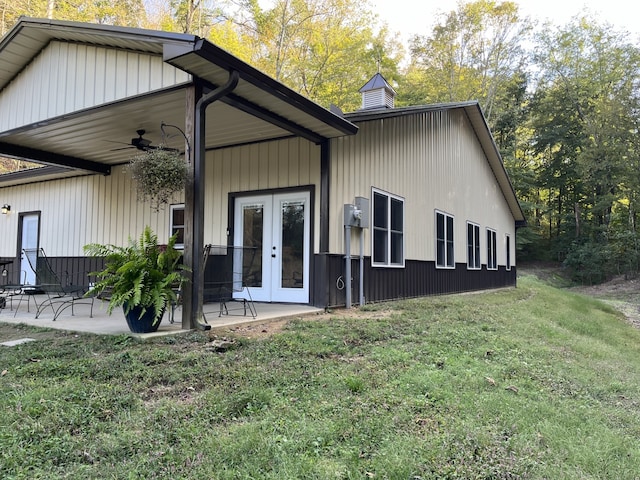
[344,204,358,227]
[355,197,369,228]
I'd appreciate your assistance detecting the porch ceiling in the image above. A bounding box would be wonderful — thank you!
[0,86,294,186]
[0,18,357,187]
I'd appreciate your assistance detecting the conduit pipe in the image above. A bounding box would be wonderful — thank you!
[345,224,352,308]
[359,228,364,306]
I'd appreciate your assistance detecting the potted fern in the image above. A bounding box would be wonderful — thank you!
[129,148,189,211]
[84,226,187,333]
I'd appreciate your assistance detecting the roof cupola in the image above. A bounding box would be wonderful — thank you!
[359,73,396,110]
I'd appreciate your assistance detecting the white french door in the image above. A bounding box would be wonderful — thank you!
[233,191,310,303]
[19,213,40,285]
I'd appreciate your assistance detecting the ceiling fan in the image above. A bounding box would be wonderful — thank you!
[109,129,176,152]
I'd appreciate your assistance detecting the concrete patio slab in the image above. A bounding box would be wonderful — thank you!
[1,337,36,347]
[0,295,324,337]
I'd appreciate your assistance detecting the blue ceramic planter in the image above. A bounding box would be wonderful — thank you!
[124,305,164,333]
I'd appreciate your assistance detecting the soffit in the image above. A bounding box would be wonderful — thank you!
[0,18,357,186]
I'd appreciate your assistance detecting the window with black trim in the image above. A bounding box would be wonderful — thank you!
[372,189,404,267]
[436,211,454,268]
[487,228,497,270]
[506,234,511,271]
[467,222,481,269]
[170,204,185,249]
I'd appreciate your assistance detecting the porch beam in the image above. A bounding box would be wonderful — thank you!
[0,142,111,175]
[221,94,324,144]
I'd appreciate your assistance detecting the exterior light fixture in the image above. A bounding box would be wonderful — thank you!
[1,204,10,214]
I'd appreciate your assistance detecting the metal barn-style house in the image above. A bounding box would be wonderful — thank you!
[0,18,525,330]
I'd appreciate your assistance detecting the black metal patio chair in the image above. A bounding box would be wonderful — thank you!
[1,268,38,315]
[16,248,95,321]
[202,245,257,320]
[168,244,258,324]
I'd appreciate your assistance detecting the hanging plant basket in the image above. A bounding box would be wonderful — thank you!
[129,148,189,211]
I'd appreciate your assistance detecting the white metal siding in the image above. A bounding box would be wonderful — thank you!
[330,109,517,267]
[0,41,189,132]
[0,137,321,257]
[205,137,321,249]
[0,166,170,257]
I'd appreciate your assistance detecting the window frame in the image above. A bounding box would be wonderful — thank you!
[486,228,497,270]
[170,203,185,250]
[435,210,455,269]
[371,187,405,268]
[466,221,481,270]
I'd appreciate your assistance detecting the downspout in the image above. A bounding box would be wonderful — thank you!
[189,70,240,330]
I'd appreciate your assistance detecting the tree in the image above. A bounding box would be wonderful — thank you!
[168,0,222,35]
[218,0,403,110]
[403,0,530,124]
[529,15,640,273]
[1,0,148,32]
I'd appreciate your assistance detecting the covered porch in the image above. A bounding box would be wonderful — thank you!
[0,18,358,331]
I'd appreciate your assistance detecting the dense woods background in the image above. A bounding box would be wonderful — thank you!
[2,0,639,283]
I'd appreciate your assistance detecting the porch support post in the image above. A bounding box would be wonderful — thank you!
[319,139,330,253]
[185,70,239,330]
[182,81,203,330]
[314,139,331,308]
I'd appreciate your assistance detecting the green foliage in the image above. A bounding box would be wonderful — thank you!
[214,0,404,110]
[129,148,189,211]
[1,0,147,35]
[526,16,640,274]
[563,238,609,284]
[83,226,187,325]
[403,0,530,122]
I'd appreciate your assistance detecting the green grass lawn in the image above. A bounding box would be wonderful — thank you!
[2,275,640,479]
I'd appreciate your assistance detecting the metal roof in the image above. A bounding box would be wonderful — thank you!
[358,72,396,94]
[0,18,357,186]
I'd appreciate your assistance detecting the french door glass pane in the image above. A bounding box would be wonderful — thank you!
[281,201,305,289]
[243,204,263,287]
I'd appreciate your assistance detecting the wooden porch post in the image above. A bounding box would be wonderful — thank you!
[182,81,204,330]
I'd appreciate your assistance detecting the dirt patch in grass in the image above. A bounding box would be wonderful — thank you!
[209,319,291,340]
[207,308,397,341]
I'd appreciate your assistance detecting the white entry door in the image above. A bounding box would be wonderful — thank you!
[234,192,310,303]
[20,213,40,285]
